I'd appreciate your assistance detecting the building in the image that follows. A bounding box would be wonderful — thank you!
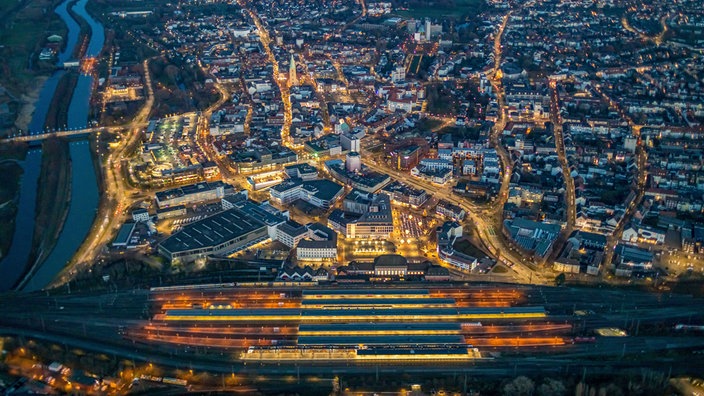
[297,223,338,261]
[613,244,654,277]
[232,147,298,174]
[503,218,562,258]
[348,193,394,239]
[132,208,150,223]
[346,152,362,172]
[112,222,137,248]
[325,159,391,193]
[269,178,344,209]
[276,220,310,248]
[412,166,453,185]
[553,230,607,275]
[278,266,329,282]
[382,181,428,208]
[340,128,365,152]
[221,192,290,240]
[436,221,490,271]
[289,53,298,86]
[158,208,269,264]
[419,158,453,171]
[374,254,409,277]
[155,181,233,208]
[436,200,466,221]
[336,255,448,282]
[389,145,425,170]
[156,205,187,220]
[284,164,318,181]
[328,193,394,239]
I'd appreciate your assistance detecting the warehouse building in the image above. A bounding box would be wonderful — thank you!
[158,208,269,264]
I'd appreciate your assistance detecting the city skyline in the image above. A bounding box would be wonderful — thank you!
[0,0,703,394]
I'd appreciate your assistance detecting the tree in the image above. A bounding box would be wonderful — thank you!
[538,378,567,396]
[502,376,535,396]
[555,273,566,286]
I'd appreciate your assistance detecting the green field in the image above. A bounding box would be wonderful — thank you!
[0,0,67,93]
[395,0,485,18]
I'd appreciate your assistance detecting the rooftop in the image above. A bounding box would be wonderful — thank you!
[160,208,266,253]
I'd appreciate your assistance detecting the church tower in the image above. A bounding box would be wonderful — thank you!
[289,53,298,86]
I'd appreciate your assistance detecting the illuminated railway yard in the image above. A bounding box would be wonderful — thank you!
[2,283,704,378]
[129,286,573,362]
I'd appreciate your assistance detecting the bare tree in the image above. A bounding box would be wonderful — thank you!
[537,378,566,396]
[502,376,535,396]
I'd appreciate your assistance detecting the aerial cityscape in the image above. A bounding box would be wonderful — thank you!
[0,0,703,393]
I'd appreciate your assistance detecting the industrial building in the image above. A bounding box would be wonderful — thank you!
[158,208,269,263]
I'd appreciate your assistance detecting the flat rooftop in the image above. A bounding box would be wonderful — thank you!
[159,208,266,254]
[298,323,463,332]
[300,298,457,306]
[302,289,430,297]
[297,335,466,346]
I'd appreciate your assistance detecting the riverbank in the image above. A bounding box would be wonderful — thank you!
[0,161,25,260]
[0,0,68,131]
[13,76,49,134]
[43,72,79,131]
[25,138,72,278]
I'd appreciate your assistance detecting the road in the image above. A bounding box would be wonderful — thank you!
[48,57,158,288]
[590,84,649,268]
[239,1,294,149]
[547,80,577,260]
[0,124,147,143]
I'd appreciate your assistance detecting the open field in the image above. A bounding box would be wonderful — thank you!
[395,0,485,18]
[0,0,67,94]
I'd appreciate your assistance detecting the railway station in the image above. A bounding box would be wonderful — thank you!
[133,285,571,362]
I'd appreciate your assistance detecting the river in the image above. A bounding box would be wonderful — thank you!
[0,151,42,290]
[0,0,104,292]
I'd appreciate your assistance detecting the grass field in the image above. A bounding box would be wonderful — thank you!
[395,0,485,18]
[0,0,66,94]
[453,238,487,258]
[27,137,71,269]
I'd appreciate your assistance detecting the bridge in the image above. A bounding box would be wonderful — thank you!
[1,122,149,143]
